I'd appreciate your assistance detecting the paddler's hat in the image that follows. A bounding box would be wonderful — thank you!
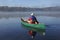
[31,13,34,16]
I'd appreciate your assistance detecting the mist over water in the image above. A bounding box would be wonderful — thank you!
[0,11,60,18]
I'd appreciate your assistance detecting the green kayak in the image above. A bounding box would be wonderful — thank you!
[21,18,45,30]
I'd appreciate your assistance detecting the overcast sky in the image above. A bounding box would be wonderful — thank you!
[0,0,60,8]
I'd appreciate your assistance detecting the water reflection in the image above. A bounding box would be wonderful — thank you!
[0,16,60,40]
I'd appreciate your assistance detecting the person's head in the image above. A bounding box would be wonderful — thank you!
[31,13,34,16]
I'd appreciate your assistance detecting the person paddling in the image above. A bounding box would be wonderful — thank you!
[21,13,39,39]
[27,13,39,24]
[27,13,39,39]
[30,13,39,24]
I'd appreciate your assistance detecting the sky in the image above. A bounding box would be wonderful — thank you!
[0,0,60,8]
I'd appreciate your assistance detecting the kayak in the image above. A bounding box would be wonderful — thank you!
[21,18,45,30]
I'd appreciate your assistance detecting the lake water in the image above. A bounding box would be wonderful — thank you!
[0,12,60,40]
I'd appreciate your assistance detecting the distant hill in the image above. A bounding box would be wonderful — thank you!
[40,7,60,11]
[0,6,60,11]
[0,6,41,11]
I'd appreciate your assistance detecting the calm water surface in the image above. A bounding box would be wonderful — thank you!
[0,16,60,40]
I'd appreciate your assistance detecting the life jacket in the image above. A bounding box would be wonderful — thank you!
[28,18,32,21]
[28,18,35,24]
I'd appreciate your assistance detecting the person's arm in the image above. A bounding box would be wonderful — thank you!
[21,17,28,23]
